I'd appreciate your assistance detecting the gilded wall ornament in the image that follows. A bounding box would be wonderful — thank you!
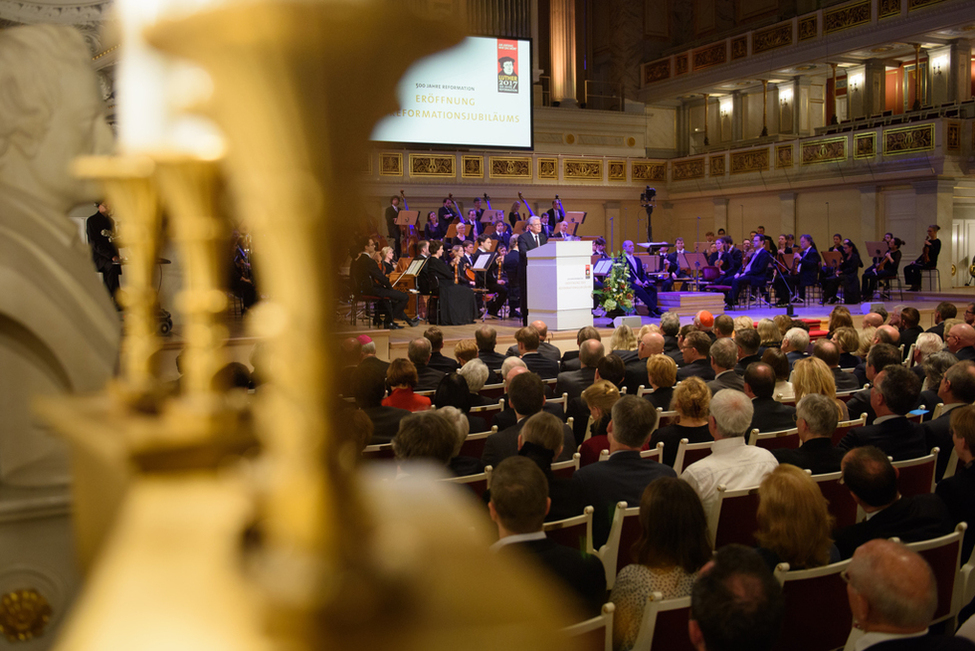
[643,59,670,84]
[883,124,934,155]
[776,144,794,168]
[692,43,726,71]
[798,16,817,40]
[672,158,705,181]
[632,161,666,181]
[854,133,876,159]
[0,589,52,642]
[489,157,531,179]
[675,54,688,75]
[538,158,558,179]
[563,159,603,180]
[825,0,871,33]
[409,153,455,177]
[908,0,945,10]
[802,137,847,165]
[379,152,403,176]
[753,23,792,54]
[879,0,901,18]
[946,122,960,152]
[731,149,769,174]
[731,36,748,60]
[710,155,726,177]
[461,155,483,178]
[608,160,626,181]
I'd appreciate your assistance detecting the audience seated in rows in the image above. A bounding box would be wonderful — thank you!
[734,327,762,376]
[812,339,860,392]
[408,337,446,391]
[707,337,745,395]
[610,477,712,651]
[677,331,715,382]
[488,456,606,616]
[833,446,953,559]
[424,326,460,374]
[772,393,843,474]
[754,464,840,572]
[577,380,623,466]
[838,364,926,461]
[682,389,778,517]
[575,395,677,546]
[745,362,796,433]
[650,377,713,468]
[382,358,432,412]
[792,356,850,421]
[935,405,975,561]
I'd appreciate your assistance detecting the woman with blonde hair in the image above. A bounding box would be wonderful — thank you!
[649,377,712,467]
[755,464,839,571]
[762,347,794,401]
[733,315,754,331]
[610,324,639,355]
[610,478,712,651]
[644,354,677,412]
[791,356,849,420]
[758,318,782,350]
[857,326,877,359]
[578,380,622,466]
[827,305,853,336]
[454,338,479,366]
[832,326,861,368]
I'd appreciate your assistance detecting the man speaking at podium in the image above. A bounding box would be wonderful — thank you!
[517,216,546,326]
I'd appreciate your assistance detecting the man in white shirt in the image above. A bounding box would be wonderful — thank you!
[681,389,778,516]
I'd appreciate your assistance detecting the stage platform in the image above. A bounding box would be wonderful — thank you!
[657,291,725,317]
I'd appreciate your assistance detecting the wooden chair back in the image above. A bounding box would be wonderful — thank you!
[831,414,867,446]
[562,603,615,651]
[812,471,862,530]
[711,485,761,548]
[674,439,714,474]
[543,505,594,554]
[631,593,695,651]
[362,442,395,460]
[551,452,581,480]
[772,560,853,651]
[892,448,939,498]
[459,426,497,459]
[748,427,800,450]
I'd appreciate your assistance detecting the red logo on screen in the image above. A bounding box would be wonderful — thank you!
[497,39,518,94]
[585,264,591,279]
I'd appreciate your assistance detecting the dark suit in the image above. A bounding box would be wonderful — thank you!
[87,210,121,297]
[415,363,446,392]
[837,416,929,461]
[351,253,410,324]
[623,356,650,395]
[772,437,845,475]
[517,230,547,325]
[845,387,876,424]
[663,335,680,358]
[519,442,590,523]
[901,326,923,352]
[677,358,715,382]
[643,387,674,413]
[708,370,745,395]
[494,401,567,432]
[749,396,797,434]
[727,248,772,306]
[622,254,659,313]
[923,406,962,481]
[936,461,975,561]
[833,493,954,559]
[522,352,560,379]
[865,634,975,650]
[556,367,596,402]
[428,351,459,374]
[735,354,762,376]
[358,355,390,379]
[926,322,946,340]
[478,350,507,378]
[955,346,975,362]
[481,417,574,468]
[786,350,808,370]
[501,538,607,616]
[560,350,580,372]
[839,352,860,369]
[649,423,712,468]
[832,367,861,392]
[362,405,410,444]
[505,341,560,362]
[574,450,677,546]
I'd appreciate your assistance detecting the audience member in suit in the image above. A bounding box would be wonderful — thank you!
[681,389,779,518]
[812,339,861,392]
[481,372,574,468]
[734,327,763,376]
[530,320,563,362]
[772,394,844,474]
[574,395,677,546]
[650,377,713,468]
[781,327,810,370]
[845,343,903,425]
[422,326,460,374]
[834,446,953,559]
[642,353,677,413]
[352,365,410,445]
[511,411,589,522]
[555,338,603,402]
[689,545,785,651]
[568,354,625,447]
[475,325,507,378]
[392,409,460,470]
[488,456,606,616]
[577,380,622,466]
[912,332,948,384]
[924,361,975,481]
[919,351,960,421]
[355,335,390,378]
[492,364,566,431]
[676,331,716,382]
[844,539,975,651]
[510,325,560,379]
[899,307,924,354]
[438,406,485,477]
[559,325,602,372]
[838,365,928,461]
[947,323,975,362]
[745,362,797,434]
[925,301,957,341]
[660,311,682,363]
[936,405,975,562]
[707,338,746,395]
[404,338,446,392]
[624,332,664,395]
[620,239,662,317]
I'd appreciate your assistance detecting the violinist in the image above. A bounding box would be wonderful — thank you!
[861,237,902,301]
[378,245,395,276]
[593,236,610,259]
[451,244,475,287]
[712,236,741,285]
[662,237,689,290]
[822,239,862,305]
[773,234,820,303]
[476,235,508,317]
[424,211,443,241]
[384,195,402,258]
[776,234,792,256]
[904,224,941,291]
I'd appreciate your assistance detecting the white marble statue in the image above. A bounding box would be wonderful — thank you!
[0,24,120,486]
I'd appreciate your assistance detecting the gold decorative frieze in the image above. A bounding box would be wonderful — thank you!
[776,144,794,168]
[538,158,557,180]
[753,23,792,54]
[825,0,870,33]
[608,160,626,181]
[879,0,901,18]
[644,59,670,84]
[692,43,726,71]
[731,148,769,174]
[0,589,51,642]
[883,124,934,155]
[461,155,483,178]
[409,153,454,177]
[710,155,726,176]
[798,16,817,40]
[379,152,402,176]
[908,0,945,9]
[672,158,705,181]
[632,161,666,181]
[854,132,876,159]
[580,135,626,147]
[675,54,688,75]
[947,122,961,152]
[802,137,847,165]
[489,156,532,179]
[563,159,603,181]
[731,36,748,60]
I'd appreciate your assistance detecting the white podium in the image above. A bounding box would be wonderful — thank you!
[526,241,593,331]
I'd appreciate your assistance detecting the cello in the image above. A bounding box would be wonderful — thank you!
[399,189,419,258]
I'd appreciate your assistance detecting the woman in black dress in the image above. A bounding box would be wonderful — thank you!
[822,239,862,304]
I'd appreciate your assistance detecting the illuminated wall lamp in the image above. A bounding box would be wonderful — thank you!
[719,99,732,116]
[849,73,863,92]
[779,87,793,106]
[932,55,948,75]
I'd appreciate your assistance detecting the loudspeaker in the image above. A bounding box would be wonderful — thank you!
[613,315,642,329]
[860,302,884,314]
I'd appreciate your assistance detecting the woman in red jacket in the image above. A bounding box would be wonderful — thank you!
[382,358,431,412]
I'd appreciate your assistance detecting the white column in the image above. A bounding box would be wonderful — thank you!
[551,0,577,107]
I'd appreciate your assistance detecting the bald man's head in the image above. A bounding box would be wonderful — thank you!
[862,313,884,329]
[948,323,975,353]
[640,333,664,359]
[874,325,900,346]
[530,320,548,339]
[846,539,937,633]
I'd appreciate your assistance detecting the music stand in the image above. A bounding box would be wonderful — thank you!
[864,241,888,260]
[593,259,614,276]
[481,209,504,223]
[512,220,527,235]
[644,255,661,273]
[472,252,494,270]
[695,241,711,253]
[395,209,419,228]
[444,223,458,240]
[679,252,709,290]
[822,251,843,271]
[482,223,497,238]
[564,211,587,224]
